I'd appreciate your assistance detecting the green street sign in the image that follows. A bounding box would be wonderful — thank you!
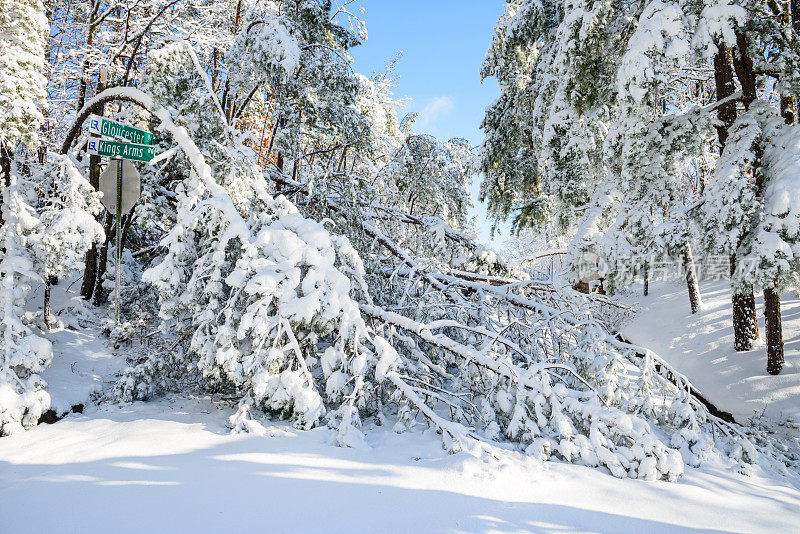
[87,137,156,162]
[88,114,153,145]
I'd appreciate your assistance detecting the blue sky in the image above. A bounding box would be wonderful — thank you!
[349,0,510,249]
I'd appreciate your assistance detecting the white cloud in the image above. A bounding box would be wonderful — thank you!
[419,96,455,126]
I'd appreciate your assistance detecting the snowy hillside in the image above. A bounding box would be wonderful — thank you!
[622,281,800,423]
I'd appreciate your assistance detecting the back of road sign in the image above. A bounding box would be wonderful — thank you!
[99,160,141,215]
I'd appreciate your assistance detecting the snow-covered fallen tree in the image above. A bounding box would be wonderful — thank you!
[73,86,800,483]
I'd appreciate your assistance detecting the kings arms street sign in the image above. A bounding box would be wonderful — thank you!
[87,137,156,162]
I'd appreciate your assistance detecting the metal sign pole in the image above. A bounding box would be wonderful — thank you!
[115,158,123,325]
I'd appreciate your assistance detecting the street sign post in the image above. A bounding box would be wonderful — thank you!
[88,114,153,145]
[85,116,154,326]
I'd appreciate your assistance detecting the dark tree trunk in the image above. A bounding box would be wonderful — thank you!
[730,255,759,351]
[80,152,103,299]
[92,213,114,306]
[337,146,349,172]
[0,145,10,228]
[76,0,100,113]
[81,244,98,299]
[80,78,106,300]
[643,262,649,296]
[43,281,52,329]
[573,280,590,294]
[764,285,785,375]
[727,36,762,350]
[761,58,796,375]
[732,291,758,351]
[793,0,800,31]
[120,212,135,252]
[713,44,737,147]
[781,96,795,125]
[683,243,701,314]
[732,32,757,110]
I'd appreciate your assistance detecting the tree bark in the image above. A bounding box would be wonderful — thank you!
[43,280,52,329]
[643,262,649,296]
[713,44,737,147]
[781,95,795,125]
[92,212,114,306]
[0,145,10,227]
[730,255,759,351]
[764,284,785,375]
[732,32,757,109]
[760,53,796,374]
[726,35,762,350]
[120,212,135,252]
[80,77,106,300]
[80,152,103,299]
[683,243,701,314]
[573,280,590,294]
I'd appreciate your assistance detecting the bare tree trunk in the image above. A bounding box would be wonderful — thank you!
[120,212,135,252]
[793,0,800,31]
[781,95,795,125]
[730,255,758,351]
[43,281,52,329]
[713,44,737,146]
[760,39,795,374]
[728,35,761,351]
[764,284,785,375]
[643,261,649,296]
[80,76,106,300]
[337,146,349,172]
[93,213,114,306]
[683,243,701,314]
[81,155,103,299]
[0,145,10,227]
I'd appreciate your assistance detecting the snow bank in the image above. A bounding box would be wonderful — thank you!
[0,399,798,533]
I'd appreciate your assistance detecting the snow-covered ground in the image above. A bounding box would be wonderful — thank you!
[621,280,800,422]
[2,280,800,533]
[1,398,799,534]
[25,281,127,415]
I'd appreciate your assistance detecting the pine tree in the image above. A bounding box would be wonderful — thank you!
[0,0,48,193]
[0,171,52,436]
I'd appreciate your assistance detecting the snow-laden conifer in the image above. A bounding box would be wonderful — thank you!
[0,172,52,436]
[0,0,48,150]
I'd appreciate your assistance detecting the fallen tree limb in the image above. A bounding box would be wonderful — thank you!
[611,334,738,425]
